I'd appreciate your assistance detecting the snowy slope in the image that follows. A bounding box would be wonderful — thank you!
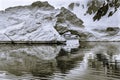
[0,1,66,42]
[0,1,85,42]
[41,0,120,27]
[0,0,120,42]
[45,0,120,41]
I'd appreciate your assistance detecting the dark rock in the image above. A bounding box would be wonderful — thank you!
[76,3,80,7]
[86,0,102,15]
[5,1,55,12]
[69,30,93,41]
[86,0,120,21]
[56,7,84,27]
[68,30,79,35]
[68,2,80,10]
[108,11,114,17]
[57,17,65,23]
[106,27,120,35]
[106,27,119,31]
[93,4,109,21]
[55,24,91,41]
[78,32,93,41]
[31,1,54,9]
[68,3,75,10]
[54,7,85,40]
[54,7,94,41]
[54,24,68,34]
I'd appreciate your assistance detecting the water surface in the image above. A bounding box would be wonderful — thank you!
[0,42,120,80]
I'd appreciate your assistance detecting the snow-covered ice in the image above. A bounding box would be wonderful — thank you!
[0,0,120,42]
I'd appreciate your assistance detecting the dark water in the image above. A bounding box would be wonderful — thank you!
[0,42,120,80]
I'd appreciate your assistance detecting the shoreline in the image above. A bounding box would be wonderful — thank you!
[0,41,66,44]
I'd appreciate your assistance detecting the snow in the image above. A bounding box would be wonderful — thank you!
[113,54,120,61]
[0,33,11,41]
[4,22,65,42]
[40,0,120,41]
[0,5,65,42]
[0,0,120,42]
[46,0,120,41]
[67,0,120,28]
[62,39,80,52]
[70,0,120,41]
[0,0,119,27]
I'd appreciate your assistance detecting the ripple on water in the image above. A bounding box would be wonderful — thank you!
[0,42,120,80]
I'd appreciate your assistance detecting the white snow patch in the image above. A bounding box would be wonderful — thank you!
[63,39,80,52]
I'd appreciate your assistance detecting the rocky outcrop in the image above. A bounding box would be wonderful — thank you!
[86,0,120,21]
[56,7,84,27]
[106,27,119,35]
[0,1,63,43]
[0,1,87,43]
[86,0,103,15]
[66,0,120,41]
[106,27,119,32]
[86,0,99,20]
[31,1,54,9]
[2,0,120,42]
[54,7,86,40]
[68,2,80,10]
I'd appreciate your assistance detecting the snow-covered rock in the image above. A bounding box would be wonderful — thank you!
[0,1,66,43]
[1,0,120,42]
[54,7,90,41]
[0,1,85,43]
[66,0,120,41]
[43,0,120,41]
